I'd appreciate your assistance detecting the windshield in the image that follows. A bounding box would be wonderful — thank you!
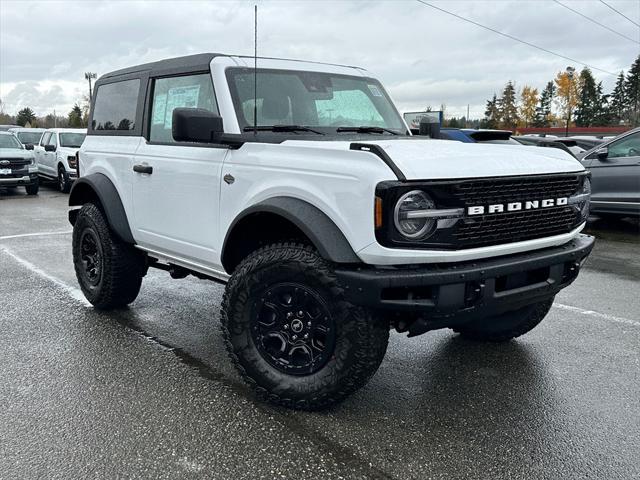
[16,131,43,145]
[59,133,86,148]
[0,134,23,149]
[226,68,407,134]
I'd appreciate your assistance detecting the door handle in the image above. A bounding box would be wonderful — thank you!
[133,164,153,174]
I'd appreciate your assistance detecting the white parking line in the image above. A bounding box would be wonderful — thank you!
[0,230,72,241]
[0,246,91,307]
[554,303,640,328]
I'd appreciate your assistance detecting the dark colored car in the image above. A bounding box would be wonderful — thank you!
[580,127,640,218]
[512,136,577,158]
[439,128,518,144]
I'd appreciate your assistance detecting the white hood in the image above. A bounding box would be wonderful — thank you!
[283,138,584,180]
[0,148,34,160]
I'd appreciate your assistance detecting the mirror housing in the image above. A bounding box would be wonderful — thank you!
[24,143,34,150]
[172,108,224,143]
[595,147,608,160]
[418,117,441,139]
[44,144,56,152]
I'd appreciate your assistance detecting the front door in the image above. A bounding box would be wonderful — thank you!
[584,131,640,214]
[131,72,228,267]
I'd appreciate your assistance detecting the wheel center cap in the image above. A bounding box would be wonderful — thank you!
[291,319,304,333]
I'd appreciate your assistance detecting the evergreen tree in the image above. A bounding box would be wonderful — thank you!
[16,107,36,127]
[609,72,626,125]
[67,104,83,127]
[483,94,500,129]
[535,82,555,127]
[624,55,640,126]
[575,68,600,127]
[499,81,519,129]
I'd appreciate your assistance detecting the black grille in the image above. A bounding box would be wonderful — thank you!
[451,175,581,205]
[450,174,584,248]
[0,158,31,168]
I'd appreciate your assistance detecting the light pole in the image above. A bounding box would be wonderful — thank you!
[565,66,575,137]
[84,72,97,100]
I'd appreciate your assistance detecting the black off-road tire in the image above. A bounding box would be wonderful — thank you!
[25,180,39,195]
[58,166,71,193]
[72,203,146,310]
[453,298,554,342]
[221,242,389,410]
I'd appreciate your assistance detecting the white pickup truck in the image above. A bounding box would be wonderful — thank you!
[69,53,594,410]
[35,128,86,192]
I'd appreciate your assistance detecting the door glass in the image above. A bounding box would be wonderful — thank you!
[149,73,218,143]
[48,134,57,147]
[40,132,51,146]
[607,132,640,158]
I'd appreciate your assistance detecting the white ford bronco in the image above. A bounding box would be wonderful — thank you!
[70,53,594,410]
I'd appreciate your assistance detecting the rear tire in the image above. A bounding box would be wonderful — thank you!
[72,203,146,309]
[25,180,39,195]
[221,242,389,410]
[453,298,554,342]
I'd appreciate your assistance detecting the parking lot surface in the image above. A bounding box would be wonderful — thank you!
[1,186,639,479]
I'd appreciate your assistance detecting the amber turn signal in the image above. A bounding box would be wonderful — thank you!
[375,196,383,229]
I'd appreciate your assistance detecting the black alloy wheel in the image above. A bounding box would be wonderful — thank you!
[252,282,336,375]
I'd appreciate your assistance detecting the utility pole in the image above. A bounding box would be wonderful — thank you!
[85,72,97,100]
[565,66,575,137]
[53,109,57,128]
[466,104,470,128]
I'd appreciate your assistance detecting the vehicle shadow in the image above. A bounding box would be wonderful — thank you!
[585,215,640,242]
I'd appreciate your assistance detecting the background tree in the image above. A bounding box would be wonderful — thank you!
[554,70,579,129]
[499,81,519,129]
[483,94,500,128]
[16,107,36,127]
[535,81,555,127]
[68,104,83,127]
[519,85,538,127]
[609,72,626,125]
[574,68,599,127]
[624,55,640,126]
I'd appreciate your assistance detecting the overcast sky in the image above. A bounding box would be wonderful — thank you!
[1,0,638,119]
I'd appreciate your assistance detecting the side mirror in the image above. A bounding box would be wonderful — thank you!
[418,118,441,139]
[24,143,34,150]
[44,144,56,152]
[595,147,608,160]
[172,108,224,143]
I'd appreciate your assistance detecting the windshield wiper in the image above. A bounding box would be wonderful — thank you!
[336,126,399,135]
[243,125,325,135]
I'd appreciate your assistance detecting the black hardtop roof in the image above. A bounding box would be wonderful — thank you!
[99,53,364,81]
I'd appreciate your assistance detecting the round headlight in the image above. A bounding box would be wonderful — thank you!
[394,190,436,239]
[580,177,591,218]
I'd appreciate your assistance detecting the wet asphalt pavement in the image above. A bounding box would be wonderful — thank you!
[1,185,639,480]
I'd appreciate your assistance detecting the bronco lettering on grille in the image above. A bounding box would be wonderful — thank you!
[467,197,568,216]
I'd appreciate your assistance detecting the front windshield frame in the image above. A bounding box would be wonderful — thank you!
[0,134,24,149]
[225,67,408,135]
[59,132,86,148]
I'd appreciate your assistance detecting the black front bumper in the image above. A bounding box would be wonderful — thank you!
[336,234,594,323]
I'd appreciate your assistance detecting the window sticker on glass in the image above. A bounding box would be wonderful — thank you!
[152,94,167,125]
[165,85,201,127]
[368,84,382,97]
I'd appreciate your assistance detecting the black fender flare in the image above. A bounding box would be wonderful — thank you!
[222,197,361,266]
[68,173,135,244]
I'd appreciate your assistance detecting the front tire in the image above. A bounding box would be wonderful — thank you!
[25,180,39,195]
[453,298,554,342]
[72,203,146,309]
[58,167,71,193]
[221,243,389,410]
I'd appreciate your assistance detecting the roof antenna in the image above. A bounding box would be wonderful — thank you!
[253,4,258,136]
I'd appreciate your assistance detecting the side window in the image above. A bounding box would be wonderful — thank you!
[92,79,140,131]
[149,73,218,143]
[40,132,51,146]
[607,132,640,158]
[48,134,58,147]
